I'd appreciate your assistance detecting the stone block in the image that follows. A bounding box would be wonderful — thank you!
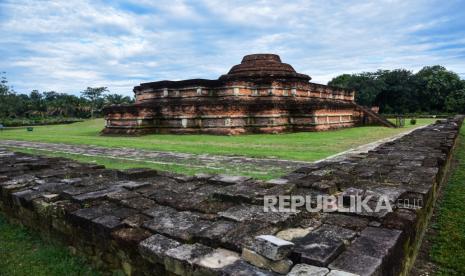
[68,203,116,226]
[120,197,157,210]
[310,180,338,194]
[196,220,237,245]
[276,228,312,241]
[287,264,329,276]
[194,173,213,180]
[328,227,402,276]
[220,260,278,275]
[194,248,240,273]
[143,210,211,241]
[111,227,152,248]
[41,193,60,203]
[116,180,151,190]
[72,186,123,203]
[266,178,289,185]
[111,207,139,219]
[122,213,151,228]
[11,189,43,209]
[138,234,181,264]
[382,208,417,238]
[209,174,251,185]
[117,168,158,180]
[219,204,297,225]
[164,243,214,276]
[92,215,123,234]
[241,248,292,274]
[321,213,369,232]
[61,178,82,185]
[327,270,360,276]
[352,227,402,259]
[329,250,382,276]
[106,189,139,201]
[292,230,345,266]
[252,235,294,261]
[313,224,357,244]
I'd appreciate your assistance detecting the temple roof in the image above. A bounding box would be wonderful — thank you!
[219,54,311,82]
[135,54,313,91]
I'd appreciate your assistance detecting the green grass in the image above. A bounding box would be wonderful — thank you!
[0,214,100,276]
[429,126,465,275]
[0,118,435,162]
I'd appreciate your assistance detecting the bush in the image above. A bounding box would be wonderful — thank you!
[410,118,417,125]
[0,117,83,127]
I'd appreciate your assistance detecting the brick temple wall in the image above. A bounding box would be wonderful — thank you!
[0,116,462,275]
[134,82,355,104]
[103,81,358,135]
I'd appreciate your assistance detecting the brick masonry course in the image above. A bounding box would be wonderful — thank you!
[0,116,462,275]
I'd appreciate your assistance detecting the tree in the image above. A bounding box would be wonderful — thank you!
[445,89,465,113]
[414,66,463,112]
[0,72,18,118]
[374,69,417,114]
[329,71,386,107]
[105,94,134,105]
[80,87,108,118]
[0,72,9,96]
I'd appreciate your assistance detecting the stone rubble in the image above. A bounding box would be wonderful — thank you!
[0,116,462,275]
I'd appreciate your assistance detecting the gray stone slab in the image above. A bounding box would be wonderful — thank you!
[327,269,360,276]
[220,260,279,276]
[92,215,123,233]
[116,180,151,190]
[252,235,294,261]
[292,232,345,267]
[241,248,293,274]
[287,264,329,276]
[329,250,382,276]
[313,224,357,244]
[219,203,297,224]
[321,213,369,232]
[119,197,158,210]
[164,243,214,275]
[209,174,251,185]
[138,234,181,264]
[143,210,211,241]
[194,248,240,273]
[72,186,123,202]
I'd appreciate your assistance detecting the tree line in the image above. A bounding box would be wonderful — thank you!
[0,72,134,126]
[328,65,465,114]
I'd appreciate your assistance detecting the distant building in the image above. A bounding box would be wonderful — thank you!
[102,54,392,135]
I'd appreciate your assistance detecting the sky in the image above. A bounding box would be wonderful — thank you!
[1,0,465,96]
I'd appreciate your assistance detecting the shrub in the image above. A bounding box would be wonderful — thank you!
[410,118,417,125]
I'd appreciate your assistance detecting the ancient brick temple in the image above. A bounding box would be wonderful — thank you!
[103,54,392,135]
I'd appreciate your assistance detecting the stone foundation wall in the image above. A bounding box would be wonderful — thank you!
[1,116,462,275]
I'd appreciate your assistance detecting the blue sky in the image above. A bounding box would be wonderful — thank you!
[1,0,465,96]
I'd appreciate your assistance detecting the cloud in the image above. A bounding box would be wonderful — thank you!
[0,0,464,96]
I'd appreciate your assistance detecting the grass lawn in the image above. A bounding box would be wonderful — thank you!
[0,214,100,276]
[428,125,465,275]
[0,118,435,162]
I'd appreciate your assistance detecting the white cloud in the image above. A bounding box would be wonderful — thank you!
[0,0,464,96]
